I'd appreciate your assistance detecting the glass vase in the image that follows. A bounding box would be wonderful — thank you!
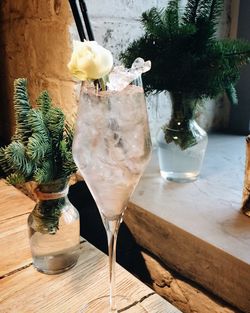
[157,93,208,183]
[27,178,80,274]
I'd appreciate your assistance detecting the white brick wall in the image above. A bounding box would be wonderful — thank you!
[81,0,188,62]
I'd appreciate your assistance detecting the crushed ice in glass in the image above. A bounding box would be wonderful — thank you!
[107,58,151,92]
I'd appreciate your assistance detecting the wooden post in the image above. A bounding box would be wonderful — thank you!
[241,135,250,217]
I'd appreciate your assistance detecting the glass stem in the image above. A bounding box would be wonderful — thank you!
[103,216,122,312]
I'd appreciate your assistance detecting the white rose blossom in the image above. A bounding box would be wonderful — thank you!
[68,40,113,81]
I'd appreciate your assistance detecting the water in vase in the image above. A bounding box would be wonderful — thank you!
[157,123,208,182]
[28,208,80,274]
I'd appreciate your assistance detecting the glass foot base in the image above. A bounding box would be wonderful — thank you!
[80,295,148,313]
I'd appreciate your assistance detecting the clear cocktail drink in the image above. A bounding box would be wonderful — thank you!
[73,82,152,313]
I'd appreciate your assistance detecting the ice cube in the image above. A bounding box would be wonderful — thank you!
[107,58,151,92]
[131,57,151,74]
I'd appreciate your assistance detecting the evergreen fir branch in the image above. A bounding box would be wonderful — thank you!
[34,160,54,184]
[163,0,179,40]
[60,139,77,177]
[209,0,223,24]
[62,158,77,177]
[4,141,34,177]
[36,90,52,115]
[141,8,164,38]
[192,0,220,47]
[182,0,200,24]
[64,122,74,145]
[221,39,250,64]
[46,107,65,145]
[163,0,180,38]
[196,0,215,21]
[225,50,250,57]
[13,78,32,144]
[188,0,222,29]
[60,122,77,178]
[0,78,77,186]
[27,109,51,161]
[141,2,180,39]
[27,133,51,161]
[225,84,238,106]
[6,172,26,185]
[168,0,179,20]
[28,109,50,138]
[4,141,25,169]
[0,147,12,176]
[120,0,250,103]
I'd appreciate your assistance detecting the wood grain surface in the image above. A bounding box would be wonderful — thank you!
[0,180,35,222]
[0,179,181,313]
[0,242,180,313]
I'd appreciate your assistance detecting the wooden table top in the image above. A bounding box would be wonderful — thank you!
[0,179,181,313]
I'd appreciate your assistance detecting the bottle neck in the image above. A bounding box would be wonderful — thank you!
[34,179,69,218]
[31,179,70,235]
[37,177,69,194]
[35,186,69,201]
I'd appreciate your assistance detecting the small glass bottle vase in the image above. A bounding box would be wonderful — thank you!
[27,179,80,274]
[157,94,208,183]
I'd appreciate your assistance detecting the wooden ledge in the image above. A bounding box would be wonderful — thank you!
[127,134,250,313]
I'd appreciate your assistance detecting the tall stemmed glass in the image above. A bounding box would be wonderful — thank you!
[72,78,152,312]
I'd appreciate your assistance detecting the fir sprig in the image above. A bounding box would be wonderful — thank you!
[120,0,250,104]
[0,78,77,185]
[36,90,52,115]
[13,78,32,144]
[27,109,51,160]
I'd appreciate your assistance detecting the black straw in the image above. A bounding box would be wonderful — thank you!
[79,0,95,41]
[68,0,86,41]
